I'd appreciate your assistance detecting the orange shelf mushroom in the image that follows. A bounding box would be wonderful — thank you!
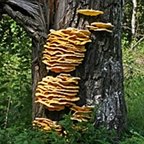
[42,28,91,73]
[86,22,114,33]
[35,73,80,111]
[33,117,62,132]
[77,9,104,16]
[91,22,114,29]
[70,105,94,122]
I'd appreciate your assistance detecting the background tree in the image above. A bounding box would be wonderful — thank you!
[0,0,127,133]
[123,0,144,48]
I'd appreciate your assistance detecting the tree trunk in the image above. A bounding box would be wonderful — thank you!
[131,0,137,36]
[131,0,137,48]
[0,0,127,133]
[52,0,127,132]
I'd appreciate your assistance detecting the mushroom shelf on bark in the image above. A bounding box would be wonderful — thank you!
[33,117,62,132]
[77,9,104,16]
[91,22,114,29]
[42,28,91,73]
[70,105,94,122]
[86,22,114,33]
[35,73,80,111]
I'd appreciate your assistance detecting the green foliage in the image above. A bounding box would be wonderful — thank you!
[123,0,144,42]
[125,74,144,135]
[0,114,144,144]
[58,114,117,144]
[0,114,117,144]
[123,41,144,136]
[120,131,144,144]
[0,15,32,128]
[0,127,50,144]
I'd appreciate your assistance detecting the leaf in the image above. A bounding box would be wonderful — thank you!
[0,87,8,93]
[23,140,29,144]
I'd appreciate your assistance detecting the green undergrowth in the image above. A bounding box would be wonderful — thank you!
[0,114,144,144]
[123,41,144,136]
[1,114,118,144]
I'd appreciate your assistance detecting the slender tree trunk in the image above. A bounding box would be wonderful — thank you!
[131,0,137,36]
[131,0,137,48]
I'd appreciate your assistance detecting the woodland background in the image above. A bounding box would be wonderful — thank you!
[0,0,144,143]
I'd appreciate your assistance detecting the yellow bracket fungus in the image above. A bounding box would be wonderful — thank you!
[91,22,114,29]
[77,9,104,16]
[35,74,80,111]
[86,22,113,33]
[70,105,94,122]
[43,28,91,73]
[33,118,62,132]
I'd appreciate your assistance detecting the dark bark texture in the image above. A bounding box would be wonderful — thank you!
[53,0,127,132]
[0,0,127,132]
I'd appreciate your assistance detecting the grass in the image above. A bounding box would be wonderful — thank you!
[123,41,144,136]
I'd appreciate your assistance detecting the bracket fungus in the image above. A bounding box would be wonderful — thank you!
[86,22,114,33]
[77,9,104,16]
[35,73,80,111]
[70,105,93,122]
[91,22,114,29]
[43,28,91,73]
[33,118,62,132]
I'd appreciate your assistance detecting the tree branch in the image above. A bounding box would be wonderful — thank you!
[1,0,48,41]
[131,36,144,49]
[4,96,11,129]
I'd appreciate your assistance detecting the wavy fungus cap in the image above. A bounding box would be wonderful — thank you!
[77,9,104,16]
[43,28,91,73]
[70,105,94,122]
[86,25,112,33]
[33,117,62,132]
[35,74,80,111]
[91,22,114,29]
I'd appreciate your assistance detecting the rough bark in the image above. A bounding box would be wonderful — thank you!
[53,0,127,132]
[0,0,127,132]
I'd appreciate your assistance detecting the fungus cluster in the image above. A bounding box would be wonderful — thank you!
[86,22,113,33]
[34,8,114,132]
[35,73,80,111]
[70,105,93,122]
[42,28,91,73]
[77,9,113,33]
[33,118,62,132]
